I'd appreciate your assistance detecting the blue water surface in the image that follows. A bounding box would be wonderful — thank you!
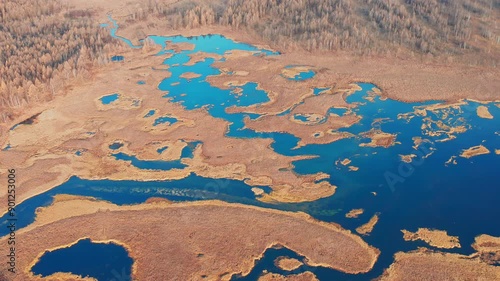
[144,110,156,118]
[31,239,132,281]
[100,93,119,105]
[282,65,316,81]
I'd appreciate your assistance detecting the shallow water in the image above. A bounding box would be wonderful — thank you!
[112,152,186,170]
[153,115,178,126]
[111,55,124,62]
[100,93,119,105]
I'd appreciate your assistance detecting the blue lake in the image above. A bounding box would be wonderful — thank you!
[5,17,499,281]
[100,93,119,105]
[109,142,124,150]
[144,109,156,118]
[153,115,178,126]
[31,239,132,281]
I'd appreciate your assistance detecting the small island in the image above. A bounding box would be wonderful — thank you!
[401,228,461,249]
[460,145,490,158]
[346,209,364,219]
[356,214,379,235]
[275,257,303,271]
[477,106,494,119]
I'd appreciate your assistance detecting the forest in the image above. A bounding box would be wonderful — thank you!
[0,0,117,122]
[134,0,498,64]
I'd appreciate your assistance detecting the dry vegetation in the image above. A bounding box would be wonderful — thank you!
[4,198,380,280]
[401,228,461,249]
[380,248,500,280]
[130,0,499,64]
[0,0,118,122]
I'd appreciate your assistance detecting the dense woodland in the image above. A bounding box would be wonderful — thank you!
[134,0,498,64]
[0,0,117,122]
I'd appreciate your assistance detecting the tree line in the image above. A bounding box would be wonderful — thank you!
[131,0,498,64]
[0,0,119,122]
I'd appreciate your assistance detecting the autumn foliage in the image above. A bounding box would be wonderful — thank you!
[136,0,498,63]
[0,0,116,122]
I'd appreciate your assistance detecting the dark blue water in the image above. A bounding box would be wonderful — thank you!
[231,247,331,280]
[111,140,201,170]
[31,239,132,281]
[157,146,168,154]
[137,80,146,85]
[100,93,119,105]
[109,142,124,150]
[5,17,498,281]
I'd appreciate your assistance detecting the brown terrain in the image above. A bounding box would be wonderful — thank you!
[472,235,500,265]
[275,257,303,271]
[401,228,461,249]
[345,208,364,219]
[379,249,500,281]
[4,198,379,280]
